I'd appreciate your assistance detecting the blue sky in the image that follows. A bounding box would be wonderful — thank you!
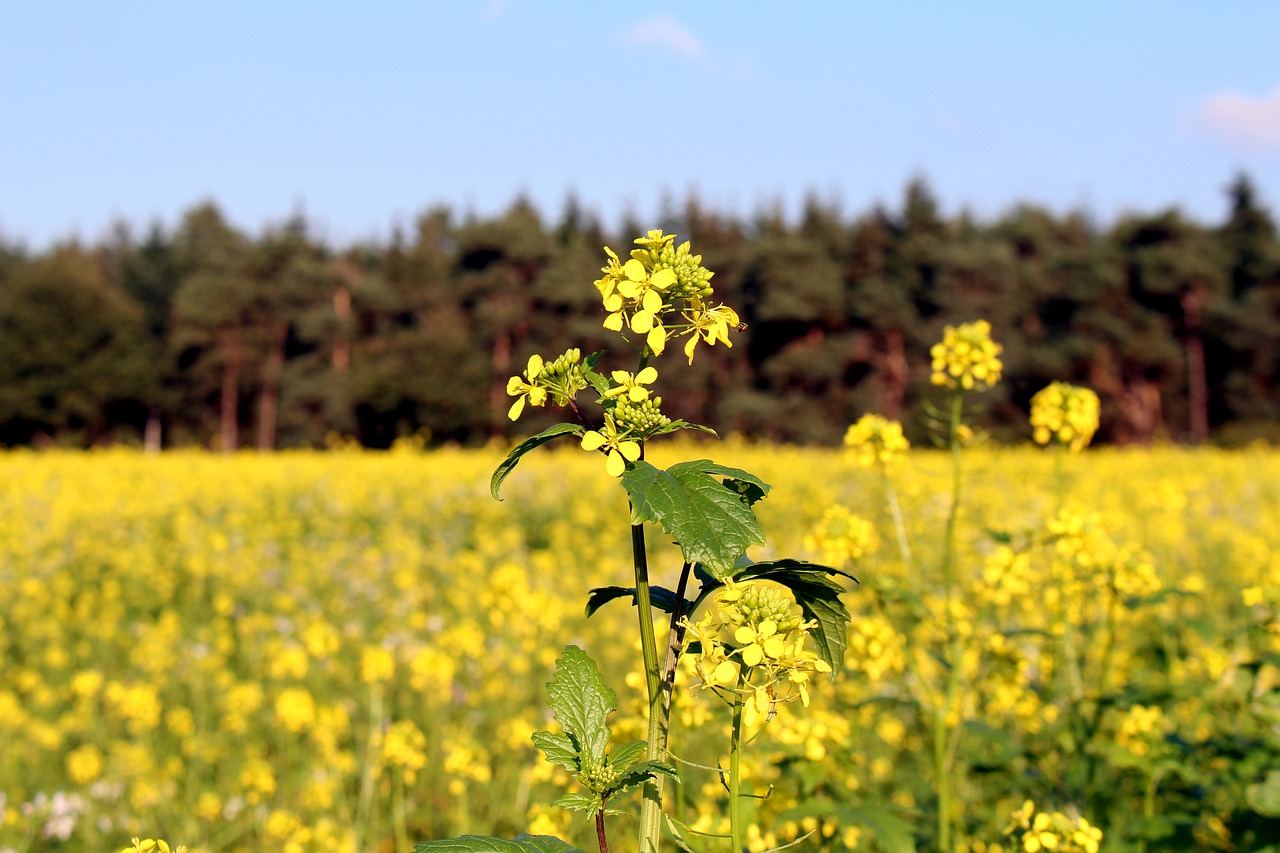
[3,1,1279,249]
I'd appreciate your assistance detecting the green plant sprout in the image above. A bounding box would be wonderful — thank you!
[414,230,854,853]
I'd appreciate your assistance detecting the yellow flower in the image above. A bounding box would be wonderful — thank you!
[682,301,740,364]
[580,414,642,477]
[843,414,910,468]
[930,320,1003,391]
[1030,382,1101,452]
[605,366,659,402]
[506,354,548,421]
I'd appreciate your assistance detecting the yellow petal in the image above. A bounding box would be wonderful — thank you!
[526,354,543,378]
[605,449,626,477]
[642,288,664,313]
[636,366,658,384]
[581,431,606,451]
[712,659,739,686]
[629,386,649,402]
[623,259,646,281]
[762,636,786,659]
[650,268,677,288]
[508,396,526,421]
[619,441,642,462]
[506,376,525,395]
[648,325,667,354]
[735,626,756,645]
[741,643,763,667]
[630,311,654,334]
[603,312,625,332]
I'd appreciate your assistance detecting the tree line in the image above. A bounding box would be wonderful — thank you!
[1,175,1278,450]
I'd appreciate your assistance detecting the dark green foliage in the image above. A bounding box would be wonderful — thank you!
[7,177,1280,448]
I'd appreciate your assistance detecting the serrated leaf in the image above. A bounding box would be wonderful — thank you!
[735,560,855,677]
[491,424,584,500]
[585,585,680,617]
[531,731,579,774]
[621,460,766,578]
[608,740,648,772]
[647,420,718,438]
[612,760,678,795]
[664,816,699,853]
[551,791,602,817]
[546,646,616,767]
[673,460,771,499]
[781,801,915,853]
[414,835,583,853]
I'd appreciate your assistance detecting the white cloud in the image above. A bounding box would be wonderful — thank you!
[625,15,711,66]
[1197,85,1280,152]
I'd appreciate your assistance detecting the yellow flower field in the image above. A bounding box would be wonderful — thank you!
[1,442,1277,852]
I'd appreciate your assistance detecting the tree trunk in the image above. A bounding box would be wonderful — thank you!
[332,284,352,374]
[1181,286,1210,443]
[880,329,909,423]
[219,326,242,453]
[257,321,287,451]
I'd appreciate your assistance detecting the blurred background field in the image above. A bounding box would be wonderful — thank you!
[1,443,1277,852]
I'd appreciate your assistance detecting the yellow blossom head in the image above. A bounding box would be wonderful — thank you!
[843,414,910,468]
[1030,382,1100,452]
[930,320,1003,391]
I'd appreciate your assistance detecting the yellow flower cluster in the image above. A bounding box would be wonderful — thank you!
[843,414,910,468]
[1004,801,1103,853]
[505,348,588,421]
[594,230,740,363]
[930,319,1003,391]
[0,443,1275,849]
[1030,382,1101,452]
[681,581,832,731]
[803,505,878,568]
[120,839,187,853]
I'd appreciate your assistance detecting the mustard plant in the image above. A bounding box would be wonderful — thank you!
[415,231,854,853]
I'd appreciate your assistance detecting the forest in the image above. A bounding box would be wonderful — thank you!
[1,175,1278,450]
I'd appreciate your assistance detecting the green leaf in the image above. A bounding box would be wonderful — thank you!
[680,461,768,502]
[621,460,767,578]
[551,792,602,817]
[545,646,616,767]
[585,585,680,617]
[608,740,648,772]
[491,423,584,500]
[414,835,583,853]
[531,731,578,774]
[1249,770,1280,817]
[647,420,718,438]
[735,560,855,677]
[781,801,916,853]
[612,760,679,795]
[664,816,699,853]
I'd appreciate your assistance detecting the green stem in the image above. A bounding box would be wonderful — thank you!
[935,389,966,853]
[393,772,409,853]
[1137,767,1164,853]
[882,467,913,570]
[632,519,666,853]
[729,687,745,853]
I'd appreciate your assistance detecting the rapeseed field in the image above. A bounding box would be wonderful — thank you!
[1,442,1276,852]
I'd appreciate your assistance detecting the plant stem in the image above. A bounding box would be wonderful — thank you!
[882,466,913,570]
[596,809,612,853]
[659,562,694,722]
[729,687,745,853]
[935,389,966,853]
[632,519,666,853]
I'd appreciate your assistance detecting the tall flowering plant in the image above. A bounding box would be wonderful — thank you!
[417,231,854,853]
